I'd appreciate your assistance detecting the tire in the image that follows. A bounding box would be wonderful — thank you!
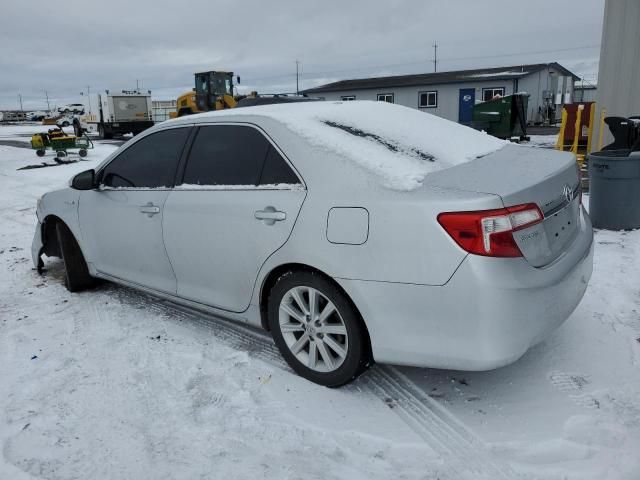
[36,149,45,157]
[268,271,369,387]
[98,124,113,140]
[61,121,70,127]
[55,222,94,292]
[78,149,87,157]
[56,150,66,157]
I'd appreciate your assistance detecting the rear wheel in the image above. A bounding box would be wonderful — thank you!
[36,149,45,157]
[98,124,113,140]
[55,222,94,292]
[78,148,88,157]
[268,271,369,387]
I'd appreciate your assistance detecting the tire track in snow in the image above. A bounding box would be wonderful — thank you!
[101,288,517,479]
[363,366,518,479]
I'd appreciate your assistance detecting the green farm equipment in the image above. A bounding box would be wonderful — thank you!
[30,127,94,160]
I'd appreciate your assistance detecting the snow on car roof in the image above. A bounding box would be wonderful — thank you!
[189,100,506,190]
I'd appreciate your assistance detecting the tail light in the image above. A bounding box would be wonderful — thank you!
[437,203,543,257]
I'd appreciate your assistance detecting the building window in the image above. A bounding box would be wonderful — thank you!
[341,95,356,101]
[418,91,438,108]
[482,87,505,102]
[377,93,394,103]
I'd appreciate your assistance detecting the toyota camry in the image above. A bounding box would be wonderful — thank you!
[32,101,593,386]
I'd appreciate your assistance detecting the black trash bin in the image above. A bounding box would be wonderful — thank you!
[588,149,640,230]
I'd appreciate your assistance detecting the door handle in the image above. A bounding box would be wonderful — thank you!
[139,202,160,217]
[255,206,286,225]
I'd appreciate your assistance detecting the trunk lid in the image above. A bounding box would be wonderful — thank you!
[425,145,581,267]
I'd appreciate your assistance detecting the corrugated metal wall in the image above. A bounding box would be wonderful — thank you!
[594,0,640,149]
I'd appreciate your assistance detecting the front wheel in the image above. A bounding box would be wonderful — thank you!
[55,222,95,292]
[268,271,370,387]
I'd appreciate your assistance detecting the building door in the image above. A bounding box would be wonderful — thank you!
[458,88,475,124]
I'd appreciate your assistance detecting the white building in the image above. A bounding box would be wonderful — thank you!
[303,62,579,125]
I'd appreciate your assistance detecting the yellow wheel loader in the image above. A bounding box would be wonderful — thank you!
[170,71,239,118]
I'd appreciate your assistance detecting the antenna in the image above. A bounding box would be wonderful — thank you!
[295,60,301,95]
[433,42,438,72]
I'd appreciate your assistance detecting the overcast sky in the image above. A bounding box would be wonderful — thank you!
[0,0,604,110]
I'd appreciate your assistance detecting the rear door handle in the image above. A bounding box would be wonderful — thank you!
[255,206,286,225]
[139,202,160,217]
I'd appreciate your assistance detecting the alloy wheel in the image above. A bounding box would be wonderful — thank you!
[279,286,349,373]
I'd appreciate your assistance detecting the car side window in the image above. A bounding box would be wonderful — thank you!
[259,146,300,185]
[100,128,190,188]
[182,125,269,186]
[182,125,299,187]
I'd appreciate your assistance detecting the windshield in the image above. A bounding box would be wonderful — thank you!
[210,74,232,95]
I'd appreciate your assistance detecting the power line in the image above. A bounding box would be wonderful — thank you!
[1,43,601,106]
[239,43,601,84]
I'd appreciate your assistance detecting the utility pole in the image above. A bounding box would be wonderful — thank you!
[86,85,92,114]
[44,90,51,112]
[18,94,23,112]
[295,60,301,95]
[432,42,438,73]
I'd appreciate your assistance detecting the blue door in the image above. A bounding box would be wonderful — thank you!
[458,88,475,124]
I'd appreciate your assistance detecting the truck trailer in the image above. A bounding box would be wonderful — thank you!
[84,90,154,139]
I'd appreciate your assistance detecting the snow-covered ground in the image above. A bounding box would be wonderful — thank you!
[525,134,559,149]
[1,124,639,479]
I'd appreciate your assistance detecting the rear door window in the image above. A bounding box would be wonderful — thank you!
[182,125,269,186]
[100,127,190,188]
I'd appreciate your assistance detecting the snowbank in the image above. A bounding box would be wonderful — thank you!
[191,101,506,190]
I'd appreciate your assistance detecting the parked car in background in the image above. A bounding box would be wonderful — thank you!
[27,111,48,121]
[31,101,593,387]
[56,114,75,127]
[57,103,85,115]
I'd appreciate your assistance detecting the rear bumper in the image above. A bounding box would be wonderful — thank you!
[337,206,594,370]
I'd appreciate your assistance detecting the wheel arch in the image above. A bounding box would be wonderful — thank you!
[41,215,88,262]
[258,262,373,360]
[41,214,64,258]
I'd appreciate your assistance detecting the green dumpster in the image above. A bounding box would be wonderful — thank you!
[472,93,529,141]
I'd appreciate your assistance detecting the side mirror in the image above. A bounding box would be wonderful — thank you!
[236,75,241,84]
[71,169,96,190]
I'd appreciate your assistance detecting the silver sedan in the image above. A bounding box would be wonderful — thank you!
[32,101,593,386]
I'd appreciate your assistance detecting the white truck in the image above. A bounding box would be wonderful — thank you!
[84,90,154,139]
